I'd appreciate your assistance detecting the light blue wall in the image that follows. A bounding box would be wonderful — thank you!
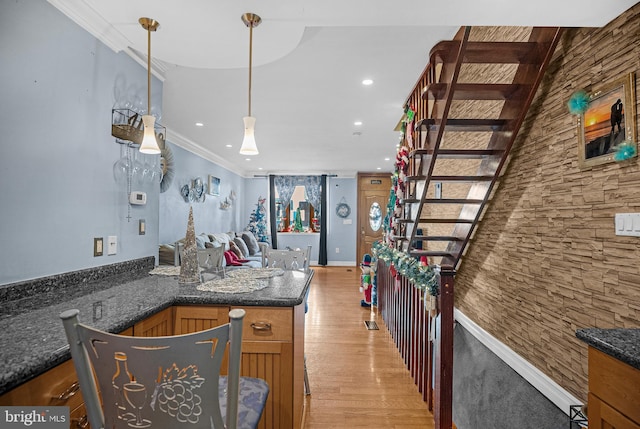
[327,177,357,264]
[0,0,161,285]
[242,177,358,265]
[159,143,245,243]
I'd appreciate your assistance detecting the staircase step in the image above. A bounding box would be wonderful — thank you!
[417,218,474,224]
[401,198,484,204]
[414,236,463,241]
[431,41,544,64]
[409,250,458,258]
[416,118,509,132]
[431,175,494,182]
[411,149,505,159]
[422,83,528,101]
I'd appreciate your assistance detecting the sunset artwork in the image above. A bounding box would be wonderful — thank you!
[578,73,636,169]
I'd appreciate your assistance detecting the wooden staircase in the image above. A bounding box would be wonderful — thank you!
[395,26,563,270]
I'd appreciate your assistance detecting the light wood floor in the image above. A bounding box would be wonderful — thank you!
[303,266,435,428]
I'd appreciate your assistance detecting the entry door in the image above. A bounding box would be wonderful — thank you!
[357,173,391,265]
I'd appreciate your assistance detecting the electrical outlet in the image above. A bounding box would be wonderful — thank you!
[107,236,117,255]
[335,247,340,254]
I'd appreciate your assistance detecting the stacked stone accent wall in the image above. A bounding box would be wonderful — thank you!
[455,4,640,402]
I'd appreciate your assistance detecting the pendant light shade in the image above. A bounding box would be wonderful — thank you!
[241,116,258,155]
[239,13,261,155]
[139,115,159,154]
[139,17,161,155]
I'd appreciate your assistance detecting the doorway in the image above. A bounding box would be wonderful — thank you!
[357,173,391,265]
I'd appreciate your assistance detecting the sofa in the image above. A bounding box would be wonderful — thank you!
[158,231,268,269]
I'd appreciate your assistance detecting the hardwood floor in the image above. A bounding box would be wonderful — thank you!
[303,266,435,428]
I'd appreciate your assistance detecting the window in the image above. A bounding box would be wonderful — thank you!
[275,185,318,232]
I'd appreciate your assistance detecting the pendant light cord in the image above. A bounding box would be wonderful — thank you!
[147,25,152,116]
[248,22,253,117]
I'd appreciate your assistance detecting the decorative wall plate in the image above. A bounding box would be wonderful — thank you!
[336,202,351,218]
[159,143,174,193]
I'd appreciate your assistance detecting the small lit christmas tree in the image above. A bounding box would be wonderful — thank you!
[246,196,269,243]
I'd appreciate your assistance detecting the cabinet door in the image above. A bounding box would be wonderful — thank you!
[589,393,640,429]
[0,360,85,429]
[133,307,173,337]
[241,341,294,429]
[173,305,229,334]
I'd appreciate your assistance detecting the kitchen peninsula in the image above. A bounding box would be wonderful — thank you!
[0,257,312,429]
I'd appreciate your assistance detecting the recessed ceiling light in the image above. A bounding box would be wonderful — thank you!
[245,158,251,161]
[195,122,204,127]
[376,167,381,170]
[362,79,373,86]
[258,167,263,170]
[384,157,390,161]
[225,144,233,148]
[354,121,363,126]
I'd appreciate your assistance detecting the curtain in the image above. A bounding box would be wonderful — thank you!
[274,176,297,210]
[303,176,322,209]
[269,175,278,249]
[318,174,328,265]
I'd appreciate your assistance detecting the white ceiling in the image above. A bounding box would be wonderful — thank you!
[48,0,636,177]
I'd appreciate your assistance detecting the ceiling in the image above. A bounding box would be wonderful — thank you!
[48,0,636,177]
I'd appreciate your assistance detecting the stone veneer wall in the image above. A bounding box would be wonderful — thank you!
[455,4,640,402]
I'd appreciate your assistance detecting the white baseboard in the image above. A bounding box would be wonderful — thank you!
[320,261,357,267]
[454,308,582,415]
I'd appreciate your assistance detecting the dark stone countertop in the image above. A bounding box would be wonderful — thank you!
[0,270,313,396]
[576,328,640,370]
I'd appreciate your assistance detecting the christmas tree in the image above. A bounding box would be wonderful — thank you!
[246,196,270,243]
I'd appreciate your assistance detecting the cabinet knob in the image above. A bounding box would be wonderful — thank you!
[52,381,80,402]
[73,414,89,429]
[250,321,272,331]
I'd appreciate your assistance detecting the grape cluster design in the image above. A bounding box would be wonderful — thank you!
[151,364,205,424]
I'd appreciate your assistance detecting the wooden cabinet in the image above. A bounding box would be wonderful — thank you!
[0,359,85,428]
[132,307,173,337]
[588,347,640,429]
[175,304,305,429]
[0,304,305,429]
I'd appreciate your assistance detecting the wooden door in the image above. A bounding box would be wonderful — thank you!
[357,173,391,265]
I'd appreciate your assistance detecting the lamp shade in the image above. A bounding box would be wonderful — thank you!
[139,114,161,154]
[240,116,259,155]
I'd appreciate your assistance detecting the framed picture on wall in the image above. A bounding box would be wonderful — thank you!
[578,72,637,169]
[208,175,220,196]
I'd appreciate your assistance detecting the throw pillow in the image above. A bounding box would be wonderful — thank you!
[233,237,250,257]
[242,231,260,255]
[229,240,243,259]
[195,235,207,249]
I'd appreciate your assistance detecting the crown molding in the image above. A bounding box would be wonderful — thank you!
[165,128,248,177]
[47,0,166,81]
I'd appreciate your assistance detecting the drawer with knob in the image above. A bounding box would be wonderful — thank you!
[232,307,293,341]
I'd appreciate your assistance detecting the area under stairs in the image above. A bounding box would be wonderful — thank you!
[395,26,563,270]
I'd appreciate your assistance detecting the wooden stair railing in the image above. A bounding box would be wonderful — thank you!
[382,26,563,429]
[396,26,563,271]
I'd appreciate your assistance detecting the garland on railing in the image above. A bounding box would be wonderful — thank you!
[372,241,440,296]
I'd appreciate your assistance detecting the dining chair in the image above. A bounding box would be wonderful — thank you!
[60,308,269,429]
[263,245,311,272]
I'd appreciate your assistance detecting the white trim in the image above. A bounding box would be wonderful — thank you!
[325,261,357,267]
[47,0,166,81]
[166,128,247,176]
[454,308,583,416]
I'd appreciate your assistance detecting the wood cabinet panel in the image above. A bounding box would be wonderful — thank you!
[241,341,294,429]
[589,347,640,425]
[173,305,229,334]
[132,307,173,337]
[589,393,640,429]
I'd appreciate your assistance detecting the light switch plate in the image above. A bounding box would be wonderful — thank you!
[94,237,103,257]
[139,219,146,235]
[107,236,117,255]
[614,213,640,236]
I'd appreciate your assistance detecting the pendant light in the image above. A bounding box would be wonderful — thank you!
[138,17,161,155]
[239,13,261,156]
